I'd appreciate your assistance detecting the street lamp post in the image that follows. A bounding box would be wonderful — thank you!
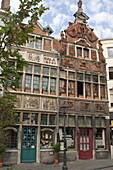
[60,103,68,170]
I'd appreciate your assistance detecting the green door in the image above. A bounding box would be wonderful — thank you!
[21,127,37,163]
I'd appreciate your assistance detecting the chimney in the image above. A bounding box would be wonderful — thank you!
[1,0,10,9]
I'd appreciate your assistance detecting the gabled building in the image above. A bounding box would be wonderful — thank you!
[53,0,110,160]
[1,0,110,165]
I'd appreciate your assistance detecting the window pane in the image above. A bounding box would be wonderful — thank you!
[93,84,98,97]
[100,85,105,99]
[108,48,113,58]
[59,116,64,126]
[101,117,106,127]
[95,117,101,127]
[33,75,40,91]
[100,76,106,83]
[93,75,98,82]
[43,67,49,75]
[68,72,75,79]
[4,129,18,148]
[49,115,55,125]
[26,65,32,73]
[109,72,113,80]
[68,81,75,96]
[17,73,22,89]
[51,68,57,76]
[41,114,48,125]
[27,36,34,48]
[23,113,30,124]
[60,70,67,78]
[85,74,91,81]
[86,117,92,127]
[59,79,66,95]
[34,66,40,74]
[84,48,89,58]
[50,78,56,93]
[25,74,32,90]
[85,83,91,97]
[77,73,83,80]
[68,116,75,126]
[78,116,85,126]
[42,77,48,92]
[77,47,82,56]
[31,113,38,124]
[35,38,42,49]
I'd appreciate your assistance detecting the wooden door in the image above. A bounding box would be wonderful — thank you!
[78,128,93,159]
[21,127,37,163]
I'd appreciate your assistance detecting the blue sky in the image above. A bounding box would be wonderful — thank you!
[1,0,113,39]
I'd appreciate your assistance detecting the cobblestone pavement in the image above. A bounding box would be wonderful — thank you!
[1,159,113,170]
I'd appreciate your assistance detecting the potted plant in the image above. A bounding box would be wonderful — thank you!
[0,146,6,167]
[53,143,60,164]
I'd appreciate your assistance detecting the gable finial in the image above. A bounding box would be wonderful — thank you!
[78,0,82,9]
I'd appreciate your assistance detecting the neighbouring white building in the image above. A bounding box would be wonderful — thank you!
[101,39,113,144]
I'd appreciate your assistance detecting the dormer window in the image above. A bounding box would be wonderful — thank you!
[27,36,42,50]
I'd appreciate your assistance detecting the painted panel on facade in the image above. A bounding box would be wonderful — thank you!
[42,98,57,111]
[24,96,40,109]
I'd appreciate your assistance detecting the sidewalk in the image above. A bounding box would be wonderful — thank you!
[1,159,113,170]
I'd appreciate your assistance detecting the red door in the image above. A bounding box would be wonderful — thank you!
[78,128,93,159]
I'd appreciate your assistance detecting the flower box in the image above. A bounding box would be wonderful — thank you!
[84,57,89,60]
[86,96,91,99]
[69,94,74,97]
[79,95,84,98]
[33,90,39,93]
[16,88,22,91]
[43,91,48,94]
[60,93,66,96]
[77,55,82,58]
[94,97,99,99]
[102,98,107,100]
[25,89,31,92]
[50,92,56,95]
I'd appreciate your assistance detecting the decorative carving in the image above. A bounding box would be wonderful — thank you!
[69,45,75,56]
[60,31,65,40]
[92,62,104,72]
[80,102,90,111]
[87,30,98,42]
[95,104,104,111]
[24,97,40,109]
[98,40,105,63]
[43,98,56,111]
[28,53,40,62]
[76,39,89,47]
[91,50,97,61]
[79,61,88,69]
[62,58,75,68]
